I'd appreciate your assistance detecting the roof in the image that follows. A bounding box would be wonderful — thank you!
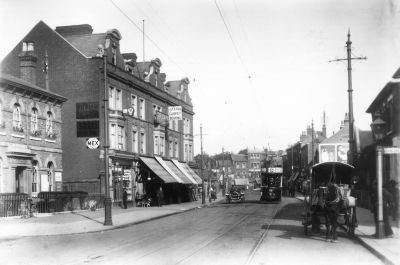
[63,33,107,58]
[0,73,67,103]
[321,123,349,144]
[248,148,264,154]
[231,154,247,162]
[367,79,400,113]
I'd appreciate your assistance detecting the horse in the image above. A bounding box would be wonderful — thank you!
[324,183,343,242]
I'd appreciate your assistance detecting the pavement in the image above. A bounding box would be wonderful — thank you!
[1,192,399,265]
[295,194,400,265]
[0,192,225,239]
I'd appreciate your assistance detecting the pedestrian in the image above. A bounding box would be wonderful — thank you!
[289,181,295,197]
[371,180,394,237]
[122,188,128,209]
[157,186,164,207]
[387,180,399,222]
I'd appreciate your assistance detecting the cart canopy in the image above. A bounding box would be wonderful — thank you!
[311,162,354,188]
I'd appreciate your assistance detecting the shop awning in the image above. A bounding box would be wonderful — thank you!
[139,157,177,183]
[172,159,197,185]
[154,156,183,183]
[180,162,203,184]
[165,160,194,184]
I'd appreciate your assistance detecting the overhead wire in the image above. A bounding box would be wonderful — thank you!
[109,0,190,78]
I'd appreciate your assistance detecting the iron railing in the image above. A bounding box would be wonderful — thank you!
[0,192,105,218]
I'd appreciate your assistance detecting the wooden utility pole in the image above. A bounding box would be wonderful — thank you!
[201,124,205,204]
[329,29,367,166]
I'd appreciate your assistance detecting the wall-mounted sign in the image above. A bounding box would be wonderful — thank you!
[384,147,400,154]
[168,106,182,121]
[123,108,134,116]
[86,137,100,149]
[154,111,169,126]
[76,102,99,119]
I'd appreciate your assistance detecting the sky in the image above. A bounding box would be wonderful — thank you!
[1,0,400,156]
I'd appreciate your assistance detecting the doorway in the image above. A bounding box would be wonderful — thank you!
[15,166,26,193]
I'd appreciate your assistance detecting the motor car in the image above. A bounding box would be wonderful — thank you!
[226,185,245,203]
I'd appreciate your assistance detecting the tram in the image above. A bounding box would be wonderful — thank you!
[260,166,283,201]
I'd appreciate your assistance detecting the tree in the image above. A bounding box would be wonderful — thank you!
[238,148,248,155]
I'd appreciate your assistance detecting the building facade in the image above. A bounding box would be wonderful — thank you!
[1,21,198,204]
[0,46,66,195]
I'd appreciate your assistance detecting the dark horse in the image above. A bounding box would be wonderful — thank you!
[324,183,343,242]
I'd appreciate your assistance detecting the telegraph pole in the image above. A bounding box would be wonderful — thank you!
[200,124,205,204]
[330,29,367,166]
[311,120,314,166]
[222,147,225,196]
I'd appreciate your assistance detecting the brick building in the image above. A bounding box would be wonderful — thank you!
[0,45,66,195]
[1,21,199,204]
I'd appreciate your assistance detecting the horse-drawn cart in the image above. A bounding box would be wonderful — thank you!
[302,162,358,239]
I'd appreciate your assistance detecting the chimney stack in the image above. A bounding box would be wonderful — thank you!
[19,41,38,84]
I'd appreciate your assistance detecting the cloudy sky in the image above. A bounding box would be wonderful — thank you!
[1,0,399,155]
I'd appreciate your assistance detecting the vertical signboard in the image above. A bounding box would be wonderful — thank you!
[168,106,182,121]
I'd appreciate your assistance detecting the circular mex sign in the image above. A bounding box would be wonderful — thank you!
[86,138,100,149]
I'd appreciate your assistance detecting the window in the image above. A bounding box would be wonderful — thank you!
[47,162,54,192]
[30,108,38,133]
[13,104,22,130]
[154,135,159,155]
[32,161,38,193]
[131,94,138,117]
[174,139,178,158]
[111,47,117,65]
[236,163,240,169]
[153,104,162,115]
[139,98,145,120]
[160,136,164,156]
[117,125,125,150]
[169,139,173,157]
[109,86,122,111]
[132,126,138,153]
[46,111,53,136]
[140,131,146,154]
[189,144,192,161]
[22,41,34,52]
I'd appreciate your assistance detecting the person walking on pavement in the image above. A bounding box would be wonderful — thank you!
[122,188,128,209]
[157,186,164,207]
[371,180,394,237]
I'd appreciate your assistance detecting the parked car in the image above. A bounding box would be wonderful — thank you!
[226,185,245,203]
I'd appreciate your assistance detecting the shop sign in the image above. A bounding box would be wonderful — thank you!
[384,147,400,154]
[55,172,62,182]
[168,106,182,121]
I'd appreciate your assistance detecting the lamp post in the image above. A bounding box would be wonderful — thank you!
[98,41,112,226]
[370,113,386,238]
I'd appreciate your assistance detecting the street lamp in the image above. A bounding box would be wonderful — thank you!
[97,40,112,226]
[370,113,386,238]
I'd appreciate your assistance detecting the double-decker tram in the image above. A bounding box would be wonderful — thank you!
[260,166,283,202]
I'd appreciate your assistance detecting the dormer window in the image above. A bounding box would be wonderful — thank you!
[111,47,117,65]
[22,41,34,52]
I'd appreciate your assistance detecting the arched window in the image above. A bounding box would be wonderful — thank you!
[47,162,54,192]
[46,111,53,136]
[32,161,38,193]
[31,108,38,133]
[13,103,22,130]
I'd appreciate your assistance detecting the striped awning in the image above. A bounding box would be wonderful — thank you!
[180,162,203,184]
[164,160,193,184]
[139,157,177,183]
